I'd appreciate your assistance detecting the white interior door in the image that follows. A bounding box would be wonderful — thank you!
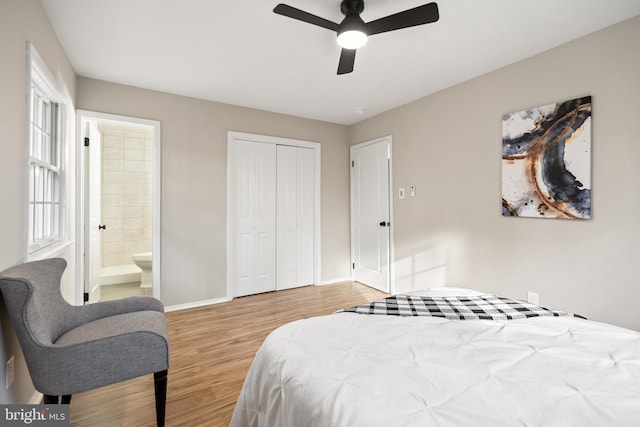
[351,138,391,293]
[231,140,277,297]
[277,146,314,290]
[295,147,314,286]
[84,120,101,303]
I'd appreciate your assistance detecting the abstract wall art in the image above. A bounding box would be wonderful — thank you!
[502,96,591,219]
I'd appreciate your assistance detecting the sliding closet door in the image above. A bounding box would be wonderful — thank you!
[276,146,314,290]
[228,132,319,298]
[295,147,314,286]
[231,140,277,297]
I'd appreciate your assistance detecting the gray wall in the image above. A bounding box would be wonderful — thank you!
[350,16,640,331]
[0,0,77,405]
[76,78,352,306]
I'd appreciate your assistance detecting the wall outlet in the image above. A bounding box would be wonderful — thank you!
[410,185,416,198]
[6,356,15,389]
[527,291,539,306]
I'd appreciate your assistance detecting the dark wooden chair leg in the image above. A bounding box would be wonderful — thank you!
[154,370,168,427]
[61,395,72,404]
[43,395,59,404]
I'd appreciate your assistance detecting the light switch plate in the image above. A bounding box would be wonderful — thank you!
[399,188,405,199]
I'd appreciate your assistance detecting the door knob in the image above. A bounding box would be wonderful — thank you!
[98,224,106,230]
[379,221,390,227]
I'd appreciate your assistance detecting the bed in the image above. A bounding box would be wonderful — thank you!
[230,288,640,427]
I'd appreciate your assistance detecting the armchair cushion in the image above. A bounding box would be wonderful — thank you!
[69,296,165,333]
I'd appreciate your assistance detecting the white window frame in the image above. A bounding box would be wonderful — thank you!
[26,44,71,260]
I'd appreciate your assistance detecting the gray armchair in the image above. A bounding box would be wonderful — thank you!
[0,258,169,426]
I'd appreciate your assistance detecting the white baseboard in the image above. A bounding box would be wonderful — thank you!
[317,277,352,286]
[165,280,356,311]
[165,296,232,312]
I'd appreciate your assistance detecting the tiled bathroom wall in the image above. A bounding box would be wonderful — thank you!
[101,127,153,267]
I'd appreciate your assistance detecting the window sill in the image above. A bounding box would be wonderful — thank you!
[27,240,73,262]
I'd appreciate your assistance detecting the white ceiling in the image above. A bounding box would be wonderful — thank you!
[41,0,640,125]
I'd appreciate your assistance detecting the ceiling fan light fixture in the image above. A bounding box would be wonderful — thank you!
[337,30,368,49]
[337,14,368,49]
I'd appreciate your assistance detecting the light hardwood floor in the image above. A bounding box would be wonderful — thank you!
[68,282,387,427]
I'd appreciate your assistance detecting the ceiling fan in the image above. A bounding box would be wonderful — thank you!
[273,0,439,75]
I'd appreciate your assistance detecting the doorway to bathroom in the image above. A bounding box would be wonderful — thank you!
[76,110,161,305]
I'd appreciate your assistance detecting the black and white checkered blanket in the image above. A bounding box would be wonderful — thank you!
[338,294,583,321]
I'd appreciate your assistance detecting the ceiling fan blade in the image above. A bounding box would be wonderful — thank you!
[337,48,356,75]
[273,4,339,32]
[366,2,439,36]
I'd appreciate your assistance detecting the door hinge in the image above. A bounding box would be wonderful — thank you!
[351,160,354,167]
[352,262,355,269]
[84,137,90,147]
[83,292,89,302]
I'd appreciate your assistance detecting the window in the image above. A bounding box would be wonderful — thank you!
[27,44,67,256]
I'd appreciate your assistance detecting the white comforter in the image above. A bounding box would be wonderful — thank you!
[231,291,640,427]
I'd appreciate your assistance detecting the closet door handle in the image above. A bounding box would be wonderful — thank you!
[98,224,106,230]
[379,221,390,227]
